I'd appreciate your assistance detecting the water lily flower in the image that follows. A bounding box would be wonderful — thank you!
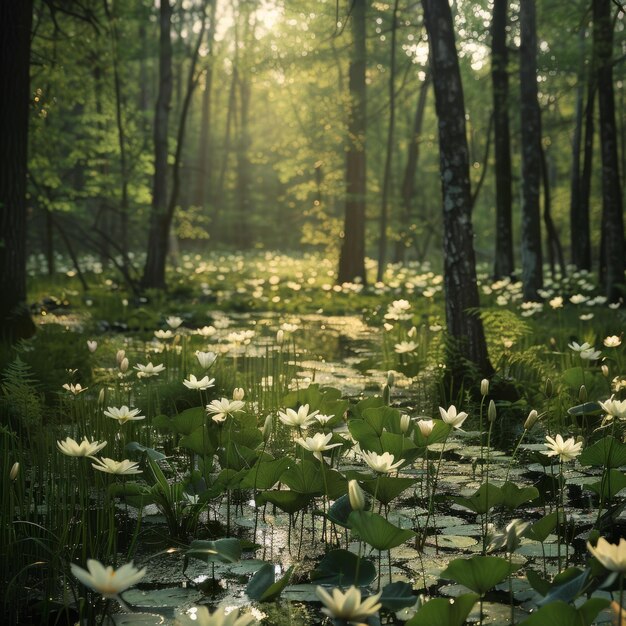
[276,329,284,343]
[71,559,146,599]
[394,341,418,354]
[604,335,622,348]
[262,414,273,441]
[480,378,489,396]
[116,349,126,364]
[439,405,469,429]
[154,329,173,340]
[175,606,257,626]
[206,398,245,423]
[587,537,626,573]
[87,340,97,353]
[580,347,602,360]
[183,374,215,391]
[119,357,129,373]
[543,434,583,462]
[166,316,183,329]
[568,341,592,353]
[62,383,87,395]
[91,458,142,475]
[361,450,403,474]
[134,362,165,378]
[196,351,217,369]
[599,395,626,421]
[315,414,334,426]
[57,436,107,458]
[488,519,530,553]
[104,405,145,425]
[348,479,365,511]
[417,419,434,437]
[400,414,412,433]
[196,325,216,337]
[278,404,318,429]
[316,585,382,624]
[233,388,245,401]
[549,296,563,309]
[295,432,342,462]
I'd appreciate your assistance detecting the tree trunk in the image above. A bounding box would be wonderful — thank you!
[236,65,252,247]
[491,0,514,279]
[142,0,173,290]
[541,146,566,280]
[593,0,624,302]
[519,0,543,301]
[422,0,492,377]
[338,0,367,285]
[0,0,36,341]
[394,69,430,263]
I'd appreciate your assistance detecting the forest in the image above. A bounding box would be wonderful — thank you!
[0,0,625,624]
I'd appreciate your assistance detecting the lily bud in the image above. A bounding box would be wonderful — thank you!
[116,349,126,364]
[400,414,411,434]
[233,388,245,401]
[480,379,489,397]
[87,340,97,353]
[545,378,553,398]
[524,409,539,430]
[601,364,609,378]
[417,419,434,438]
[276,330,284,344]
[488,400,497,423]
[386,371,395,387]
[10,462,19,481]
[119,357,129,373]
[348,479,365,511]
[98,388,106,406]
[262,415,273,442]
[579,385,587,403]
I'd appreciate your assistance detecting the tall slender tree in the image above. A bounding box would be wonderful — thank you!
[593,0,624,302]
[0,1,36,341]
[338,0,367,285]
[519,0,543,301]
[422,0,492,376]
[491,0,514,279]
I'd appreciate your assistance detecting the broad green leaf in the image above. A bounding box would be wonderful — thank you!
[179,426,217,456]
[585,469,626,500]
[579,437,626,469]
[500,481,539,510]
[311,549,376,586]
[246,563,294,602]
[522,598,610,626]
[125,441,167,461]
[170,407,206,435]
[413,420,451,447]
[348,510,415,550]
[526,569,551,596]
[185,538,241,565]
[282,460,324,495]
[440,556,520,596]
[256,490,312,514]
[240,457,292,490]
[361,476,418,505]
[351,396,385,420]
[525,511,558,543]
[405,593,478,626]
[537,568,589,606]
[362,406,401,435]
[451,483,504,514]
[109,482,154,508]
[379,581,415,610]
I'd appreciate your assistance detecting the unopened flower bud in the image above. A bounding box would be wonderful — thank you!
[480,379,489,397]
[116,349,126,364]
[262,415,273,442]
[98,388,105,406]
[348,479,365,511]
[386,371,395,387]
[87,340,97,353]
[579,385,587,403]
[417,419,434,438]
[524,409,539,430]
[545,378,553,398]
[408,326,417,338]
[400,414,411,434]
[119,357,129,373]
[488,400,497,423]
[10,462,19,481]
[601,364,609,378]
[276,330,284,344]
[233,387,245,401]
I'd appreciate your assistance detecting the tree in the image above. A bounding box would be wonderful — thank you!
[337,0,367,285]
[593,0,624,302]
[0,1,36,341]
[491,0,514,279]
[519,0,543,301]
[422,0,492,377]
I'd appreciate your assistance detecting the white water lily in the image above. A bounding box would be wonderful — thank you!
[361,450,403,474]
[71,559,145,598]
[206,398,245,423]
[400,414,412,433]
[183,374,215,391]
[57,436,107,458]
[175,606,257,626]
[316,585,382,624]
[417,419,434,437]
[278,404,318,429]
[580,347,602,360]
[87,340,97,353]
[134,362,165,378]
[599,395,626,421]
[166,316,183,329]
[543,434,583,462]
[438,405,468,429]
[348,479,365,511]
[232,387,245,401]
[196,350,217,369]
[568,341,592,353]
[587,537,626,573]
[295,432,342,462]
[91,458,142,475]
[196,325,216,337]
[154,329,173,340]
[104,405,145,425]
[603,335,622,348]
[314,414,334,426]
[549,296,563,309]
[394,341,418,354]
[488,519,530,553]
[62,383,87,395]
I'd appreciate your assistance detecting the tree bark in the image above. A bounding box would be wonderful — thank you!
[142,0,173,290]
[376,0,399,283]
[593,0,624,302]
[491,0,514,279]
[0,0,36,341]
[338,0,367,285]
[519,0,543,301]
[422,0,492,377]
[541,146,566,280]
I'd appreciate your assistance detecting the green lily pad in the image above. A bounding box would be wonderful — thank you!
[349,510,416,551]
[405,593,479,626]
[246,562,294,602]
[440,556,521,596]
[311,549,376,586]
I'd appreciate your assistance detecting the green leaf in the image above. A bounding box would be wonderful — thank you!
[360,476,418,506]
[405,593,478,626]
[579,437,626,469]
[282,460,324,495]
[311,549,376,586]
[170,407,206,435]
[185,538,241,565]
[109,482,154,508]
[246,563,294,602]
[124,442,167,461]
[526,569,551,596]
[522,598,610,626]
[413,420,451,447]
[362,406,401,436]
[537,568,588,606]
[348,510,415,551]
[450,483,504,514]
[500,481,539,510]
[567,402,604,417]
[351,396,385,419]
[525,511,558,543]
[240,457,292,490]
[256,490,312,514]
[585,469,626,500]
[325,494,353,528]
[440,556,520,596]
[379,581,415,610]
[179,426,217,456]
[348,419,380,443]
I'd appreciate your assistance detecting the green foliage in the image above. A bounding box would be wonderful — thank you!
[0,357,43,431]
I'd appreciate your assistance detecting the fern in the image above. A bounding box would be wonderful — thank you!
[0,357,43,431]
[477,308,532,365]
